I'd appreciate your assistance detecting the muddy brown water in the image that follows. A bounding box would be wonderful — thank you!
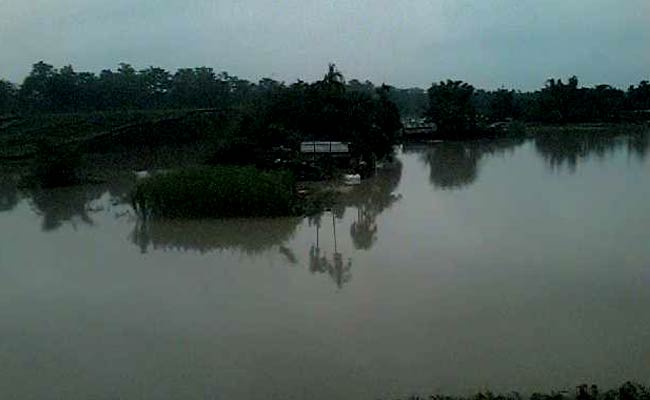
[1,131,649,399]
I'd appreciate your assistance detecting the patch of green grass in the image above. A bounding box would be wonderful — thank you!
[131,166,297,218]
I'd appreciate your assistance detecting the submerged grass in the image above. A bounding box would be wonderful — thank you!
[131,166,297,218]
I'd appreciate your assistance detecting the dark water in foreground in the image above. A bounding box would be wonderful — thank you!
[1,131,649,399]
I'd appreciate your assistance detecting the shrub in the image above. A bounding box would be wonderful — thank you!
[131,166,296,218]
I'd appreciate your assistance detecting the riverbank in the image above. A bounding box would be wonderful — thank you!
[2,114,648,218]
[381,382,649,400]
[2,113,644,168]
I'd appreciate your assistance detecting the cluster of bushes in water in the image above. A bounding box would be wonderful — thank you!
[386,382,649,400]
[131,166,297,218]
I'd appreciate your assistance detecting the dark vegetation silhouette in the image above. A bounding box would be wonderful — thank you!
[1,62,649,216]
[422,76,650,139]
[384,382,650,400]
[0,174,19,212]
[2,62,649,143]
[1,62,406,195]
[427,80,478,137]
[30,139,84,187]
[1,62,402,162]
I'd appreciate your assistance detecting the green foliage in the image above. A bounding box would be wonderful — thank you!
[6,62,403,162]
[131,166,297,218]
[388,87,429,118]
[0,79,18,114]
[201,64,402,163]
[506,120,527,137]
[14,61,253,113]
[427,80,477,137]
[488,89,517,121]
[5,61,649,156]
[0,174,19,212]
[510,77,631,124]
[450,77,649,126]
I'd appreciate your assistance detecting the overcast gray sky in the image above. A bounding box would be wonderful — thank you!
[1,0,648,90]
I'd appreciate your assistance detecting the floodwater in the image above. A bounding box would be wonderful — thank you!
[1,130,649,400]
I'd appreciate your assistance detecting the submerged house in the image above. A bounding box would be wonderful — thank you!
[300,141,350,156]
[298,141,355,180]
[402,119,437,142]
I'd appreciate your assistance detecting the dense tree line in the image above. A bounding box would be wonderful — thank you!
[1,61,649,139]
[0,62,402,164]
[422,76,650,137]
[203,65,402,166]
[0,79,18,114]
[387,87,429,118]
[1,61,255,113]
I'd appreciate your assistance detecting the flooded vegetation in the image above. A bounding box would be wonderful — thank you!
[1,128,649,399]
[3,0,649,397]
[131,166,297,218]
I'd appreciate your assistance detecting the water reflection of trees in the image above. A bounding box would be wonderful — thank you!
[131,217,302,255]
[423,144,481,189]
[534,128,649,172]
[28,185,107,231]
[308,213,352,289]
[309,246,352,288]
[305,162,403,288]
[627,131,649,160]
[418,138,525,190]
[26,179,132,232]
[345,161,403,250]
